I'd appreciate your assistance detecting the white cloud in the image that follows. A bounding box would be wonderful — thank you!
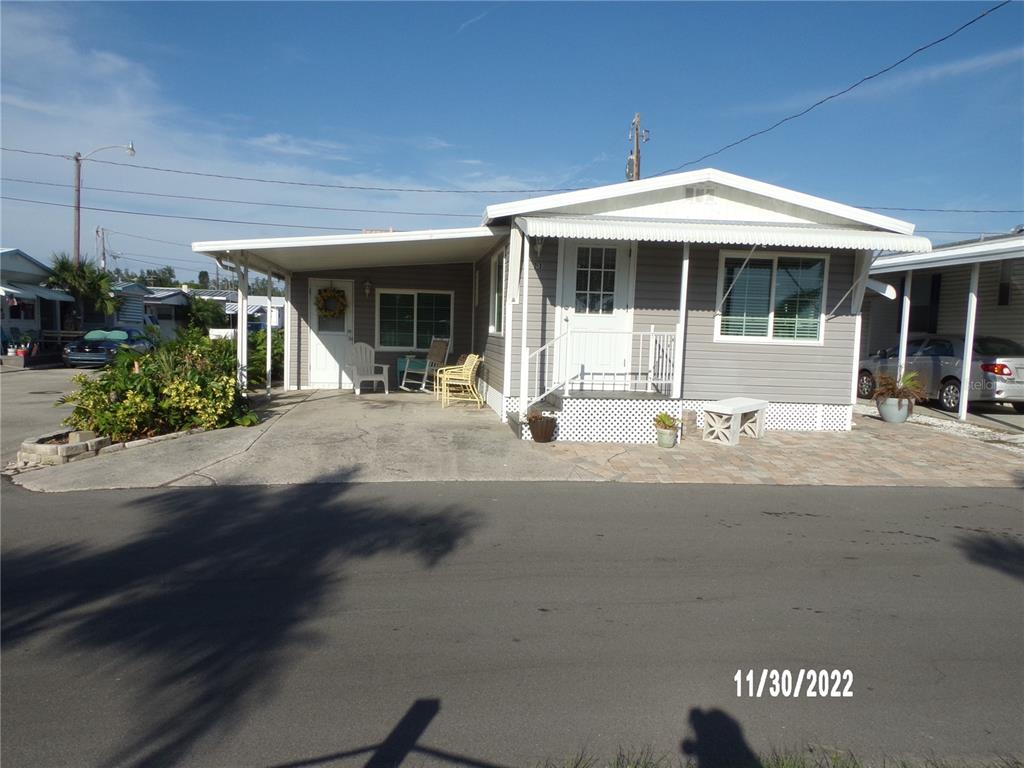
[738,46,1024,115]
[0,5,590,279]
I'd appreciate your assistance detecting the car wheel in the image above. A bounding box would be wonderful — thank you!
[857,370,875,399]
[938,378,961,412]
[1012,403,1024,414]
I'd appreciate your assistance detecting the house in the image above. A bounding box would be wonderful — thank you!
[0,248,74,348]
[142,287,190,338]
[193,168,931,441]
[860,229,1023,420]
[187,288,285,329]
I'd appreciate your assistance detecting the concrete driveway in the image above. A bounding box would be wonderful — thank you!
[0,367,78,464]
[8,388,1024,492]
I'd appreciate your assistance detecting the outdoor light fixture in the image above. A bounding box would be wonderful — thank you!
[363,280,373,298]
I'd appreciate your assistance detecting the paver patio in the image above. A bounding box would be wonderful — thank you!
[9,389,1023,491]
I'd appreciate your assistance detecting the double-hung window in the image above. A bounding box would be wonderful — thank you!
[377,290,453,350]
[716,251,828,343]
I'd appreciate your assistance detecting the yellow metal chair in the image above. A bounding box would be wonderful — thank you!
[434,354,468,401]
[439,354,484,408]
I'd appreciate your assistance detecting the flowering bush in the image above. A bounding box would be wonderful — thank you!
[59,328,257,442]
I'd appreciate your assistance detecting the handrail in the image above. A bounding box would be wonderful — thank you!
[525,330,576,409]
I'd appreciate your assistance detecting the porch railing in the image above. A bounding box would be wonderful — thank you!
[523,327,677,409]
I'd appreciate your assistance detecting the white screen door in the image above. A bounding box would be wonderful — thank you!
[558,243,633,390]
[309,279,355,389]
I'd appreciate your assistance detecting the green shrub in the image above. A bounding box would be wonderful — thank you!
[58,327,257,442]
[246,329,284,389]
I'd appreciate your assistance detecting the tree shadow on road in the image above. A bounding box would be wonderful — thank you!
[955,531,1024,582]
[1,475,478,768]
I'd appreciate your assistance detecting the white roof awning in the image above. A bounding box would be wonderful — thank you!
[515,216,932,253]
[0,282,74,302]
[871,233,1023,274]
[193,226,509,274]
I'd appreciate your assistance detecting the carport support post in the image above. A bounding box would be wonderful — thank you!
[671,243,690,400]
[958,262,980,422]
[265,273,272,397]
[238,261,248,392]
[897,269,913,380]
[283,275,292,391]
[518,231,530,420]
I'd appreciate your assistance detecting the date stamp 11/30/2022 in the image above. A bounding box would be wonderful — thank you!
[735,669,854,698]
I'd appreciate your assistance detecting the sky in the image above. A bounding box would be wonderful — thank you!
[1,1,1022,281]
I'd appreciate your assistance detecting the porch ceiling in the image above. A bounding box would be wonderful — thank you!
[515,215,932,253]
[193,226,508,274]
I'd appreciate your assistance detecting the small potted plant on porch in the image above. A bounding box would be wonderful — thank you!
[653,411,679,448]
[526,408,557,443]
[872,371,927,424]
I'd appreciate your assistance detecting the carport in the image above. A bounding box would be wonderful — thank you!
[870,231,1024,421]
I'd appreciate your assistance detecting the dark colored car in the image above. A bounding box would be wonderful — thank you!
[62,328,154,368]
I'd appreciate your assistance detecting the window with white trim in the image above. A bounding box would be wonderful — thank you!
[377,290,453,350]
[489,249,505,334]
[716,252,827,343]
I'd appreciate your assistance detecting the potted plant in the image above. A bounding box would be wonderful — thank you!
[526,409,556,443]
[872,371,927,424]
[653,411,679,447]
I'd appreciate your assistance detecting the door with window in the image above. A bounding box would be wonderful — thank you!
[309,278,354,389]
[558,242,633,389]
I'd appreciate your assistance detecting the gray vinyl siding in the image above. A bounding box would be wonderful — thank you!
[860,257,1024,358]
[506,240,857,404]
[289,263,473,389]
[474,241,509,394]
[680,247,857,404]
[507,238,558,395]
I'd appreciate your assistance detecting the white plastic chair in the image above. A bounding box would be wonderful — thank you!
[344,342,390,395]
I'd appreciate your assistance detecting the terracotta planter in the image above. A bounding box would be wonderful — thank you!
[527,416,556,443]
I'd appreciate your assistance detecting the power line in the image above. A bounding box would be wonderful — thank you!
[1,177,481,218]
[1,195,363,232]
[856,205,1023,214]
[102,230,192,248]
[0,147,571,194]
[650,0,1013,176]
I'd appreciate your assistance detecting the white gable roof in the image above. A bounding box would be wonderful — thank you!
[484,168,917,235]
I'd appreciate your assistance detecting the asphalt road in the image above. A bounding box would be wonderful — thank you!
[0,367,79,464]
[2,481,1022,768]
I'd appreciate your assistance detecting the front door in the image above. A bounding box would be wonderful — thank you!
[558,242,634,390]
[309,278,355,389]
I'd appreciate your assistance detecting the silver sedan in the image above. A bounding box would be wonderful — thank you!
[857,335,1024,413]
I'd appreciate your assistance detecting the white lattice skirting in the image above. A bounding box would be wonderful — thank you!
[513,399,852,443]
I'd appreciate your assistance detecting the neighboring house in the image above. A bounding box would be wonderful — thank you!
[193,168,931,441]
[142,287,190,338]
[105,281,152,330]
[0,248,74,346]
[187,288,285,329]
[860,230,1023,419]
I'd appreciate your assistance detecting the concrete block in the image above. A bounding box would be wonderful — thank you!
[68,450,97,463]
[99,442,126,454]
[22,441,59,456]
[57,442,90,458]
[86,436,111,452]
[68,431,97,444]
[126,438,153,449]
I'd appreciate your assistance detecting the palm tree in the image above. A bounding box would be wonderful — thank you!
[48,253,120,329]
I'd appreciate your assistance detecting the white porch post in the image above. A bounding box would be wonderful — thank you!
[897,269,913,379]
[265,273,272,397]
[518,231,530,419]
[283,274,292,391]
[671,243,690,400]
[237,261,248,392]
[850,250,871,405]
[958,262,980,422]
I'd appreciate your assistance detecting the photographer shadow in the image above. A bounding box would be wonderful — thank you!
[681,708,762,768]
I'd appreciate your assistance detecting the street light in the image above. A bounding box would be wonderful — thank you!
[73,141,135,265]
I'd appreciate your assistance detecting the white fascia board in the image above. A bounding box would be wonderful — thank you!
[484,168,916,235]
[871,235,1024,274]
[192,226,508,255]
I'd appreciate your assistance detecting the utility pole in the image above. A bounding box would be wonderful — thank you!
[96,227,107,271]
[73,153,83,265]
[626,113,650,181]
